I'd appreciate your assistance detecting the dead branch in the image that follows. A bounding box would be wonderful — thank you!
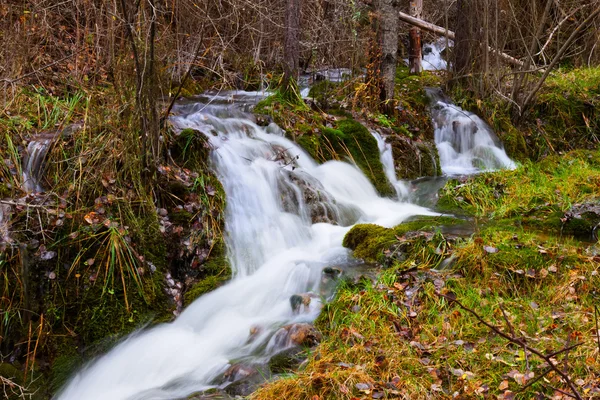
[440,293,583,400]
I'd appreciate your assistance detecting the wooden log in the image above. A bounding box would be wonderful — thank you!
[398,11,524,68]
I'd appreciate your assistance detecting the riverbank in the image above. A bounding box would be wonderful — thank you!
[1,64,599,398]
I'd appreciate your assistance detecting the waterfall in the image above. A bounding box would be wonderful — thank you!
[56,92,435,400]
[422,38,452,71]
[22,132,56,193]
[427,88,516,175]
[370,130,409,199]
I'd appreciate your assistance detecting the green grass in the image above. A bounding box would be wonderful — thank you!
[439,150,600,224]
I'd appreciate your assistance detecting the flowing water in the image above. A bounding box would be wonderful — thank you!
[422,38,452,71]
[56,93,435,400]
[370,130,409,199]
[427,88,516,175]
[22,132,56,193]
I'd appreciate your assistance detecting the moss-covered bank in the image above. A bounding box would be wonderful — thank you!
[0,89,230,398]
[439,149,600,240]
[252,215,600,399]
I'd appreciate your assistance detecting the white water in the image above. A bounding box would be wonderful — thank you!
[427,89,516,175]
[422,38,452,71]
[57,94,434,400]
[370,130,409,199]
[22,134,55,193]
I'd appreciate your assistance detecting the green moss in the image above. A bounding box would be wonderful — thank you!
[308,80,344,109]
[172,128,211,170]
[333,120,394,196]
[184,275,226,306]
[343,216,462,262]
[0,362,20,381]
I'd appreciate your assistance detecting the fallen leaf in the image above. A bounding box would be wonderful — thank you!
[484,246,499,253]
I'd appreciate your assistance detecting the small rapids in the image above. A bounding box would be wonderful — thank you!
[56,93,434,400]
[427,88,516,175]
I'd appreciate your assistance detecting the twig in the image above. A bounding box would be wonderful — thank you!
[0,50,84,85]
[518,367,551,393]
[440,294,583,400]
[500,303,528,369]
[595,305,600,359]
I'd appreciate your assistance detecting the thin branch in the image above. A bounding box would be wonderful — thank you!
[595,305,600,359]
[440,294,583,400]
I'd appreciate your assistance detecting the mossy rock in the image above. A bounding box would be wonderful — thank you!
[172,128,211,169]
[268,347,306,373]
[388,135,441,179]
[294,119,394,196]
[330,120,395,196]
[343,216,462,262]
[184,244,231,306]
[496,123,529,162]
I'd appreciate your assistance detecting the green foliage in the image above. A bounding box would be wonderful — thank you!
[255,216,600,400]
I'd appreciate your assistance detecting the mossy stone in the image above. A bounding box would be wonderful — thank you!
[343,216,462,262]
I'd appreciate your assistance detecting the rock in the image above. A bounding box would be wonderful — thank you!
[322,266,342,278]
[387,135,441,179]
[270,323,322,349]
[222,364,257,383]
[289,293,315,313]
[221,364,269,397]
[255,114,273,127]
[268,347,306,373]
[563,202,600,238]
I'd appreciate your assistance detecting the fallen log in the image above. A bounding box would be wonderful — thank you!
[398,11,524,68]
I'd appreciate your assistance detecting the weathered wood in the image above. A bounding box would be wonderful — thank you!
[398,11,525,67]
[408,0,423,74]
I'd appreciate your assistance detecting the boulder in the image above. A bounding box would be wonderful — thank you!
[563,202,600,238]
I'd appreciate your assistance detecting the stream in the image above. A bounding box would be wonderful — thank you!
[55,88,514,399]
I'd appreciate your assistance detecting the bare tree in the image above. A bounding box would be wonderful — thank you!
[376,0,399,110]
[283,0,301,95]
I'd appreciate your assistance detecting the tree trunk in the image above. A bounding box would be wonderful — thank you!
[454,0,473,77]
[283,0,301,93]
[408,0,423,74]
[377,0,398,109]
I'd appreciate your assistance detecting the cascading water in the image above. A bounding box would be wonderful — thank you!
[56,92,435,400]
[427,88,516,175]
[370,130,409,199]
[22,132,56,193]
[422,38,452,71]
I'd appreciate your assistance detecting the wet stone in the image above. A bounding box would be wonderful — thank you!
[289,293,314,314]
[270,323,322,349]
[268,347,306,373]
